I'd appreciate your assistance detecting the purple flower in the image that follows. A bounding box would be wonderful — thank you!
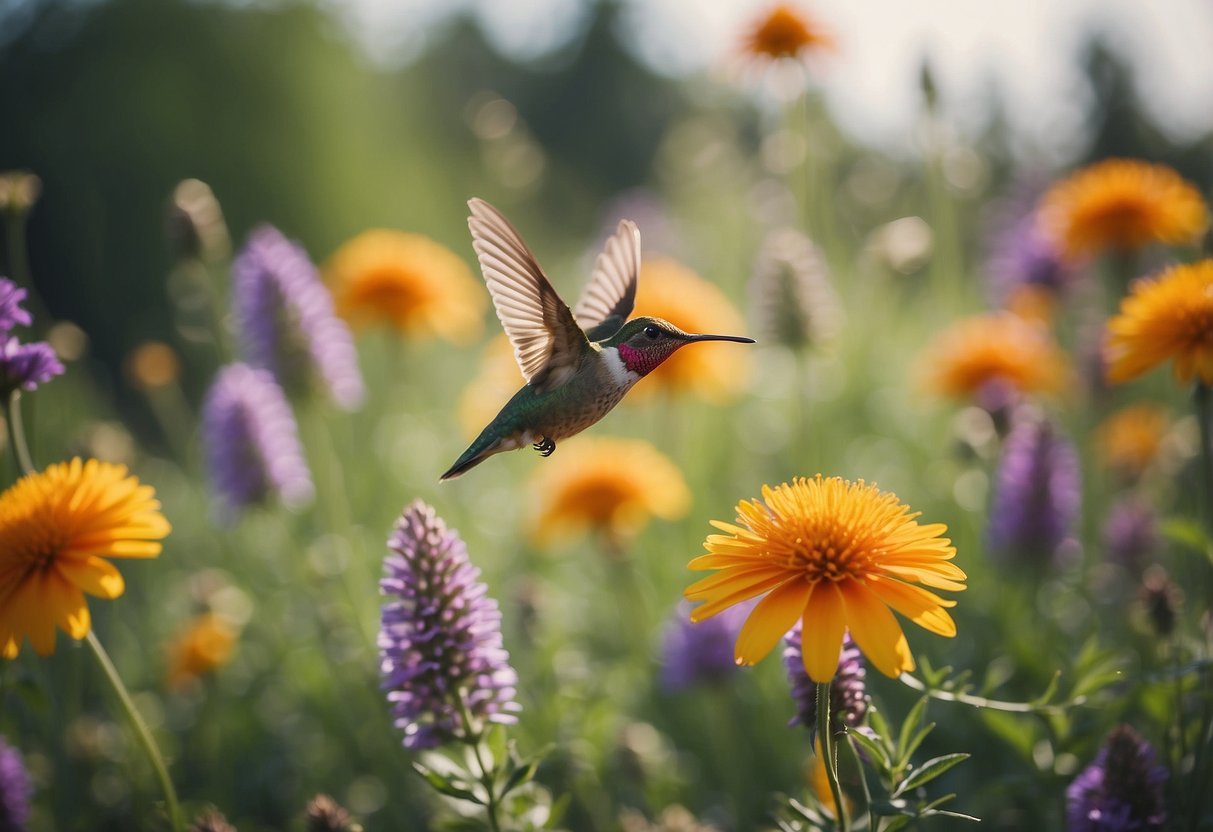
[0,281,32,334]
[201,363,314,517]
[783,625,866,732]
[749,228,841,349]
[985,184,1080,306]
[233,225,364,410]
[1067,725,1166,831]
[0,338,63,394]
[379,501,520,750]
[659,600,752,692]
[0,735,33,832]
[988,415,1081,567]
[1102,499,1160,576]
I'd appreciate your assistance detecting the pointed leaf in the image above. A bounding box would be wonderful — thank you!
[867,705,893,745]
[847,729,891,772]
[412,762,484,805]
[898,722,936,768]
[896,697,929,761]
[893,753,970,797]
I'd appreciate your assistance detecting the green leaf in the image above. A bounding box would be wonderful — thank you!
[883,815,911,832]
[893,753,970,797]
[897,722,936,768]
[412,762,484,805]
[1160,516,1213,560]
[871,798,910,817]
[867,705,892,745]
[847,728,891,771]
[502,754,543,796]
[896,697,929,761]
[1031,670,1061,706]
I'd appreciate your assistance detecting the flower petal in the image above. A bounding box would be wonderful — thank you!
[734,577,811,666]
[801,582,847,682]
[866,575,957,637]
[55,556,126,599]
[839,580,914,678]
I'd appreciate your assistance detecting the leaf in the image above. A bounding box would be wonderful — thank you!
[867,705,892,746]
[1031,670,1061,707]
[871,798,909,817]
[896,697,929,762]
[502,754,543,796]
[1160,516,1213,560]
[412,762,484,805]
[847,728,891,772]
[893,753,970,797]
[897,722,936,768]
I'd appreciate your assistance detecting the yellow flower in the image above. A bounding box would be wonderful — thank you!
[0,459,171,658]
[632,259,749,402]
[685,476,964,681]
[742,4,834,62]
[1095,404,1168,478]
[922,312,1069,399]
[1039,159,1208,259]
[326,229,485,343]
[1106,260,1213,385]
[457,334,524,439]
[165,612,238,689]
[530,437,691,548]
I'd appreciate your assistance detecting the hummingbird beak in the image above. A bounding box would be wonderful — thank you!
[685,333,756,344]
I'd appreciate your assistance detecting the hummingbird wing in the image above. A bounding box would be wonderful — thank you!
[574,219,640,341]
[468,198,589,393]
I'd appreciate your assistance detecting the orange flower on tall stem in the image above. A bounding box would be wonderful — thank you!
[685,476,964,681]
[0,459,171,658]
[1106,260,1213,385]
[742,4,834,63]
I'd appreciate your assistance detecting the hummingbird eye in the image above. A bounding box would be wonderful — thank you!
[643,324,660,339]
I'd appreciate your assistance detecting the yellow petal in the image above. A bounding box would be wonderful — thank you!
[734,577,811,665]
[45,569,90,640]
[56,556,126,600]
[866,575,957,637]
[688,573,794,622]
[801,582,847,682]
[840,581,914,678]
[683,564,788,599]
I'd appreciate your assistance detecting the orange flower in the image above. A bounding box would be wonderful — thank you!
[165,612,238,689]
[1095,404,1168,479]
[0,459,171,658]
[922,312,1069,400]
[326,229,485,343]
[742,4,834,62]
[632,259,749,402]
[530,437,690,549]
[1106,260,1213,385]
[685,476,964,681]
[1039,159,1208,259]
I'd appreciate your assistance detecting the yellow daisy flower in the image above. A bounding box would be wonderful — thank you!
[1039,159,1208,259]
[530,437,691,549]
[742,4,834,62]
[632,259,749,402]
[165,612,238,689]
[922,312,1069,399]
[326,229,485,343]
[685,476,964,681]
[1095,404,1168,478]
[1106,260,1213,385]
[0,459,171,658]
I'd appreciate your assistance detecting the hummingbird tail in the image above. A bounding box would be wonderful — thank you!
[439,438,501,481]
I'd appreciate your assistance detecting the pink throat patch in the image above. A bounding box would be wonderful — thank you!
[617,343,660,376]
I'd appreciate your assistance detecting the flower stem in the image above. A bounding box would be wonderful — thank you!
[898,671,1075,714]
[457,690,503,832]
[85,631,183,832]
[816,681,848,832]
[1195,382,1213,537]
[5,391,35,476]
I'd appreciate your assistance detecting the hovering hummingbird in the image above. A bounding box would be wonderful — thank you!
[441,199,754,481]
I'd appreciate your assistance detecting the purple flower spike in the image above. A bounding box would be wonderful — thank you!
[660,600,751,692]
[783,624,867,732]
[0,280,32,334]
[1102,499,1160,577]
[985,182,1081,306]
[1067,725,1166,831]
[0,735,33,832]
[988,415,1081,567]
[233,225,365,410]
[201,363,314,517]
[0,337,63,394]
[379,500,520,750]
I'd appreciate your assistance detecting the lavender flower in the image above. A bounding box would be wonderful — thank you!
[985,183,1080,306]
[201,363,314,516]
[0,735,32,832]
[1102,499,1160,576]
[379,500,520,750]
[987,415,1081,567]
[749,228,841,349]
[0,282,31,333]
[659,600,751,692]
[1066,725,1166,831]
[233,225,364,410]
[0,338,63,394]
[783,625,866,732]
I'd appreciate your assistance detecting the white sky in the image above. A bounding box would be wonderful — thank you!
[336,0,1213,151]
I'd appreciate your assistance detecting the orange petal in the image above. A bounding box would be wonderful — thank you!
[734,577,811,665]
[866,575,957,637]
[684,565,788,599]
[839,581,914,678]
[45,569,90,640]
[56,556,125,600]
[801,582,847,682]
[11,573,57,656]
[688,573,794,622]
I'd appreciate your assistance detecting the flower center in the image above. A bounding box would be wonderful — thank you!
[787,532,873,582]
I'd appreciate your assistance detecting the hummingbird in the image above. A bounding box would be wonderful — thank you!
[441,198,754,481]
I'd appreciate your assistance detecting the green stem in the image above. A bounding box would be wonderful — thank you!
[898,672,1075,714]
[817,681,848,832]
[5,391,35,475]
[85,632,183,832]
[457,691,503,832]
[1195,383,1213,537]
[843,732,877,832]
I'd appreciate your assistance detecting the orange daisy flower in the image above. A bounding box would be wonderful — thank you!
[0,459,171,658]
[326,229,485,343]
[632,259,749,402]
[1095,404,1169,479]
[530,437,690,549]
[922,312,1069,400]
[165,612,238,689]
[685,476,964,681]
[742,4,834,62]
[1106,260,1213,385]
[1038,159,1208,259]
